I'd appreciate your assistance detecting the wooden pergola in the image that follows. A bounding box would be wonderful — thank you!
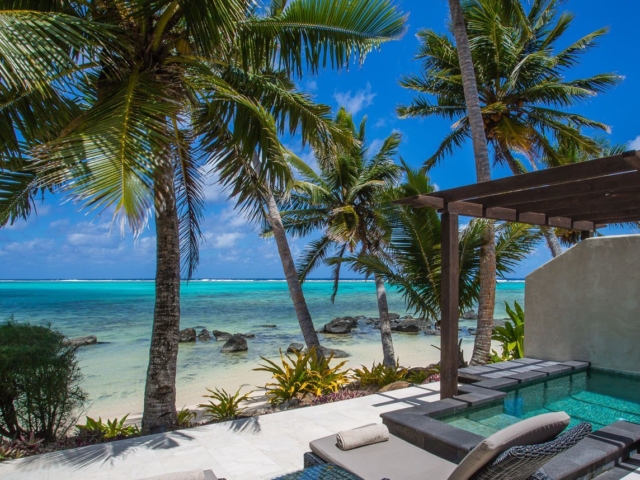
[394,150,640,399]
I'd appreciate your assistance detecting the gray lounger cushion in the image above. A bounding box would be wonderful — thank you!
[139,469,218,480]
[448,412,570,480]
[310,430,457,480]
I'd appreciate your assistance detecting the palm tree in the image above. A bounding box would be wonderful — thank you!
[351,164,542,344]
[269,108,402,365]
[1,0,407,432]
[398,0,620,364]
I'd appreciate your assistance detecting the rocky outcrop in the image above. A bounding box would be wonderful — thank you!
[65,335,97,347]
[287,342,305,354]
[212,330,232,341]
[240,333,255,339]
[197,329,211,341]
[388,313,401,320]
[378,381,411,393]
[321,317,358,334]
[178,328,196,343]
[391,319,421,333]
[461,310,478,320]
[316,345,349,358]
[221,335,248,353]
[259,324,277,328]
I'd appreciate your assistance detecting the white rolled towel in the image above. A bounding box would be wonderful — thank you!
[336,423,390,451]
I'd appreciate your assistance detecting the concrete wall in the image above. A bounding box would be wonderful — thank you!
[525,235,640,374]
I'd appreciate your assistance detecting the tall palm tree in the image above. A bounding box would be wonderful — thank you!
[1,0,407,432]
[269,108,402,365]
[399,0,620,364]
[351,164,542,340]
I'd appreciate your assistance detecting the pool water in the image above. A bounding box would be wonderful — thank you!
[442,369,640,436]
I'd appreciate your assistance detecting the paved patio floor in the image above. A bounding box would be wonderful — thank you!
[0,385,443,480]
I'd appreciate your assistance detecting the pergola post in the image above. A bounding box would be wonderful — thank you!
[441,211,459,399]
[581,230,594,240]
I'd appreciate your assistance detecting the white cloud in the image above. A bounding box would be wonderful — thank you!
[628,135,640,150]
[207,232,245,249]
[333,83,376,115]
[49,219,70,229]
[305,80,318,91]
[368,138,384,156]
[374,118,387,128]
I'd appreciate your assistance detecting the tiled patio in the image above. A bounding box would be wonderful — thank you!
[0,385,443,480]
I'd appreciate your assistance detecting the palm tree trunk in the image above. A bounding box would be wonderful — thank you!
[374,273,395,366]
[449,0,496,366]
[142,171,180,434]
[251,154,320,350]
[500,142,563,258]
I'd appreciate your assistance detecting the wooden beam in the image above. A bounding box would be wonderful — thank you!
[547,217,573,228]
[518,212,547,225]
[571,208,640,223]
[590,214,640,225]
[486,207,517,222]
[440,212,459,400]
[393,195,444,209]
[476,171,640,209]
[446,201,483,216]
[572,221,595,231]
[623,150,640,170]
[539,193,640,218]
[581,230,594,240]
[507,189,640,217]
[430,154,634,202]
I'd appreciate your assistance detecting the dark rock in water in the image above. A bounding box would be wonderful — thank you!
[212,330,232,341]
[221,335,248,353]
[316,345,349,358]
[197,329,211,341]
[468,327,477,335]
[322,316,358,334]
[391,319,420,333]
[259,324,277,328]
[179,328,196,343]
[388,313,401,320]
[65,335,97,347]
[239,333,255,339]
[461,310,478,320]
[287,342,305,354]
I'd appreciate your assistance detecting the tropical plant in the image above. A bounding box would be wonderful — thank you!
[306,350,350,395]
[312,390,368,405]
[352,360,408,388]
[198,388,251,421]
[0,0,407,434]
[176,407,197,428]
[0,320,86,442]
[75,415,140,440]
[492,301,525,360]
[270,108,402,365]
[406,367,440,385]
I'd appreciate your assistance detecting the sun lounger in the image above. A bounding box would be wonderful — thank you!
[304,412,591,480]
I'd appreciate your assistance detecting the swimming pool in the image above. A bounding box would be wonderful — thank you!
[441,369,640,436]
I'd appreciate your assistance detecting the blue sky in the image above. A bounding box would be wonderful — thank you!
[2,0,639,280]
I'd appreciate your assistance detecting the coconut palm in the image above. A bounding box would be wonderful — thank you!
[398,0,620,364]
[268,108,402,366]
[350,164,542,336]
[0,0,407,432]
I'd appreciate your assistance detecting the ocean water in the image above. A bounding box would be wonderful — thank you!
[0,280,524,418]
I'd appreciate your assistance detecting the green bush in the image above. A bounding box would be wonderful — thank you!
[0,319,87,441]
[492,301,525,361]
[353,360,408,388]
[75,415,140,440]
[177,407,197,427]
[199,388,250,420]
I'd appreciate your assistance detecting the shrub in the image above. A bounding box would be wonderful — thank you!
[198,388,250,421]
[177,407,197,428]
[255,348,350,405]
[407,366,440,385]
[312,390,368,405]
[75,415,140,440]
[353,360,408,388]
[0,319,87,441]
[492,301,525,360]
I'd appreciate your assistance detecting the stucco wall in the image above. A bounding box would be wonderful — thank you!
[525,235,640,374]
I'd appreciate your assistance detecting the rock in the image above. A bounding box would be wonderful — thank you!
[461,310,477,320]
[400,315,414,320]
[239,333,255,339]
[388,313,401,320]
[391,319,421,333]
[278,398,300,410]
[212,330,232,341]
[468,327,477,335]
[322,316,358,334]
[221,335,248,353]
[378,381,411,393]
[259,324,277,328]
[65,335,97,347]
[287,342,305,354]
[178,328,196,343]
[239,405,274,417]
[316,345,350,358]
[197,329,211,341]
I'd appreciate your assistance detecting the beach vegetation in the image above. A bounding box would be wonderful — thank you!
[0,320,86,442]
[352,360,408,388]
[177,407,197,428]
[271,108,402,366]
[199,388,251,421]
[492,301,525,361]
[398,0,620,364]
[406,367,440,385]
[75,415,140,440]
[256,348,350,405]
